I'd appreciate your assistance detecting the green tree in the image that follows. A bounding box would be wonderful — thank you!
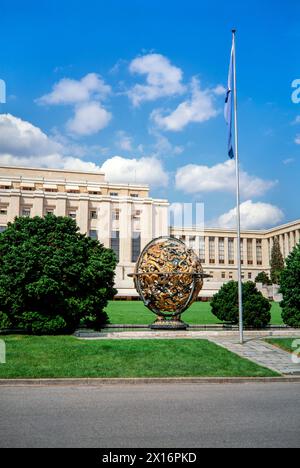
[270,237,285,285]
[280,243,300,327]
[211,281,271,328]
[255,272,272,286]
[0,215,117,334]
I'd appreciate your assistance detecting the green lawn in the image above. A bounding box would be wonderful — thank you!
[265,338,300,355]
[105,301,284,326]
[0,335,278,378]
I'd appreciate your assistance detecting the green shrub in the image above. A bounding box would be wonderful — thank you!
[280,244,300,327]
[255,272,272,285]
[211,281,272,328]
[0,215,117,334]
[18,312,67,335]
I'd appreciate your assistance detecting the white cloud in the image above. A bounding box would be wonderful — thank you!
[176,159,277,198]
[152,78,219,131]
[67,102,112,136]
[212,85,226,96]
[295,134,300,145]
[128,53,186,106]
[0,113,102,172]
[0,114,61,156]
[283,158,295,165]
[37,73,111,105]
[214,200,284,230]
[115,131,133,152]
[101,156,169,187]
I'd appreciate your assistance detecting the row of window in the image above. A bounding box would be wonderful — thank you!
[0,208,142,221]
[184,236,263,266]
[0,184,140,198]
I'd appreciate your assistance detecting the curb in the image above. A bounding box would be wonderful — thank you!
[1,376,300,387]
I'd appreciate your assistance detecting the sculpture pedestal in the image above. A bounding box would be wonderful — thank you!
[150,319,188,331]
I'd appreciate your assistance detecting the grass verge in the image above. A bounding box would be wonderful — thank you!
[0,335,278,379]
[105,301,283,325]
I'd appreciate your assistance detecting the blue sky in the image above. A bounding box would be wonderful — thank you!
[0,0,299,229]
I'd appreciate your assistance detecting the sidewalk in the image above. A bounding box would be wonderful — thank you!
[209,337,300,376]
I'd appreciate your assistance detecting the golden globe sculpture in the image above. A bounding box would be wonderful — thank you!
[129,236,208,330]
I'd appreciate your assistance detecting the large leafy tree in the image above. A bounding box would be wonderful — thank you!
[280,243,300,327]
[270,237,285,285]
[0,215,117,334]
[211,281,271,328]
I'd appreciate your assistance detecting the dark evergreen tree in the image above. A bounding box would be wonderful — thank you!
[211,281,272,328]
[270,237,285,285]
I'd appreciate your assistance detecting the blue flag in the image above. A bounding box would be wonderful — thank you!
[225,42,234,159]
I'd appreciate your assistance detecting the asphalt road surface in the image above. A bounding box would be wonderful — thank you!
[0,383,299,448]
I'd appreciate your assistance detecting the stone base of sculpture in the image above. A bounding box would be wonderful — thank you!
[150,317,188,331]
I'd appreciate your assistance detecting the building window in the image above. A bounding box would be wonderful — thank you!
[112,209,120,221]
[0,209,7,215]
[229,272,233,279]
[222,272,226,279]
[89,230,98,240]
[248,273,252,280]
[132,232,141,263]
[0,186,11,190]
[132,210,142,220]
[247,239,253,265]
[110,192,119,198]
[111,231,120,262]
[45,188,57,193]
[219,238,225,264]
[209,237,215,264]
[68,211,77,219]
[228,238,235,265]
[90,210,98,220]
[199,237,205,263]
[256,239,262,266]
[130,194,139,198]
[22,208,31,217]
[22,186,35,191]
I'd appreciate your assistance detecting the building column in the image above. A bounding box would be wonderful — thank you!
[8,194,20,222]
[56,197,67,217]
[262,239,270,270]
[141,203,153,251]
[31,195,44,217]
[253,238,257,266]
[224,237,229,265]
[243,238,248,266]
[284,233,290,259]
[78,198,89,235]
[205,237,210,265]
[119,201,132,264]
[215,237,219,265]
[296,230,300,245]
[99,201,111,249]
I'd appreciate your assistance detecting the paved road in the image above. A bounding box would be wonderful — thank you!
[0,383,299,448]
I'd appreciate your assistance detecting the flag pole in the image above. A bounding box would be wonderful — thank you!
[232,29,244,345]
